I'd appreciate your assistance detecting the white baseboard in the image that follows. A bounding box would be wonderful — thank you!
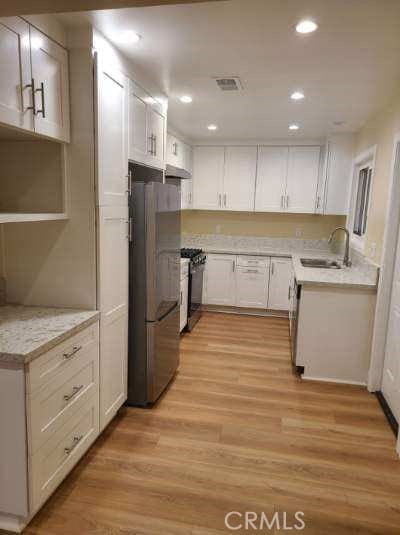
[301,375,367,387]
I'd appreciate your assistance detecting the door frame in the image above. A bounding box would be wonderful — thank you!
[367,132,400,455]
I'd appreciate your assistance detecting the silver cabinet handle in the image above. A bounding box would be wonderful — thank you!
[35,82,45,117]
[316,195,321,209]
[232,260,236,272]
[64,434,84,455]
[271,262,275,275]
[25,78,36,115]
[245,269,259,273]
[218,193,222,207]
[288,286,292,300]
[286,195,289,209]
[127,218,133,242]
[281,195,285,209]
[64,384,84,402]
[148,135,153,154]
[189,192,192,204]
[63,345,82,360]
[180,291,183,305]
[173,142,178,156]
[224,193,227,207]
[126,170,132,195]
[153,135,157,156]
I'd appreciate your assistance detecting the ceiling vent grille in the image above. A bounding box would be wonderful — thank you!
[215,77,242,91]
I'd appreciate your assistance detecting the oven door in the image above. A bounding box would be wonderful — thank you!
[188,261,205,327]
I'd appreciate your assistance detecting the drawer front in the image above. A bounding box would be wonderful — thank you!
[27,323,99,395]
[237,255,269,268]
[28,333,99,453]
[30,395,99,513]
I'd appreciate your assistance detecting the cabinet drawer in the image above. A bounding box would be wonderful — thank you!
[30,395,99,512]
[237,255,269,268]
[27,323,99,395]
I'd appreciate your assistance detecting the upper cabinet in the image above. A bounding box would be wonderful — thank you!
[223,146,257,211]
[285,146,320,213]
[166,132,192,173]
[128,80,166,170]
[0,18,70,142]
[193,146,225,210]
[97,62,129,207]
[255,147,288,212]
[192,145,256,211]
[319,134,354,215]
[193,144,321,214]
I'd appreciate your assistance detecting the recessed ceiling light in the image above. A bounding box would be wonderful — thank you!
[291,91,305,101]
[180,95,193,104]
[119,30,142,44]
[207,124,218,131]
[296,19,318,34]
[289,124,300,131]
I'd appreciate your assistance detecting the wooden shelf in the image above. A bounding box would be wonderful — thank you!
[0,213,68,224]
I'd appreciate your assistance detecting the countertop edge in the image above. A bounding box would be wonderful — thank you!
[0,310,100,365]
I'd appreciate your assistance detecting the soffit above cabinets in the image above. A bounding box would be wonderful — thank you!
[58,0,400,141]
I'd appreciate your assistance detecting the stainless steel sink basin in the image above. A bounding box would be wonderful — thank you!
[300,258,342,269]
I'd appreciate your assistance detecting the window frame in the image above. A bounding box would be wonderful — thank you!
[348,146,377,253]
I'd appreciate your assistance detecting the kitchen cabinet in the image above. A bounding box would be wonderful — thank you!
[236,263,269,308]
[0,18,70,142]
[181,178,193,209]
[268,257,293,310]
[167,133,193,209]
[223,146,257,211]
[193,146,225,210]
[97,206,129,431]
[97,62,129,206]
[255,147,288,212]
[204,254,236,306]
[319,134,354,215]
[286,146,320,213]
[128,80,166,170]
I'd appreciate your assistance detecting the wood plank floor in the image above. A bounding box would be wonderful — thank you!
[23,312,400,535]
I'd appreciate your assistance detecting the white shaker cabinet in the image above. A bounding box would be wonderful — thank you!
[97,62,129,206]
[223,146,257,211]
[204,254,236,306]
[0,18,32,131]
[181,178,193,209]
[255,146,288,212]
[268,257,293,310]
[148,107,165,169]
[97,206,129,431]
[30,28,70,142]
[128,86,148,165]
[236,265,269,308]
[286,146,320,213]
[193,146,225,210]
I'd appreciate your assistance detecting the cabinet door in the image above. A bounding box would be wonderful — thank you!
[286,146,320,213]
[223,146,257,211]
[128,85,148,165]
[30,27,70,142]
[323,135,354,215]
[0,17,33,131]
[97,63,128,206]
[193,146,225,210]
[204,254,236,306]
[180,277,188,332]
[255,147,288,212]
[98,206,129,431]
[268,257,293,311]
[236,265,269,308]
[148,107,165,170]
[181,178,193,210]
[182,141,192,173]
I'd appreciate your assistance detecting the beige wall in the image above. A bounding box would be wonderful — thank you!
[182,211,345,240]
[354,89,400,263]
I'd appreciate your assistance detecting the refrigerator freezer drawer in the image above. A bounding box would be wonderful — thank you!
[147,305,180,403]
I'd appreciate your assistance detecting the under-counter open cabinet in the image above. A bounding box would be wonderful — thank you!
[0,126,68,223]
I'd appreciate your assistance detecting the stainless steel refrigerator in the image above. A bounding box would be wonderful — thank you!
[127,163,181,406]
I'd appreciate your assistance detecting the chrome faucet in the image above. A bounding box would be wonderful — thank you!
[328,227,352,267]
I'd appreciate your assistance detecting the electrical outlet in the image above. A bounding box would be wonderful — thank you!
[295,227,303,238]
[370,242,377,258]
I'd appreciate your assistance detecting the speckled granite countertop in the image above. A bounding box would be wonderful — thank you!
[0,306,100,364]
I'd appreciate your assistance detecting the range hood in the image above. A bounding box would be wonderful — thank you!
[165,164,192,180]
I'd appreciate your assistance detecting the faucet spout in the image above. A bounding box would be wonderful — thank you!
[328,227,352,267]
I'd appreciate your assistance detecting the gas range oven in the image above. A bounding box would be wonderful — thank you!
[181,248,207,331]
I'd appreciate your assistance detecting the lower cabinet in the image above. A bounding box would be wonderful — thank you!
[204,254,236,306]
[204,253,292,311]
[268,257,293,310]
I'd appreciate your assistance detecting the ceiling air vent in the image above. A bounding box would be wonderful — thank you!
[215,77,243,91]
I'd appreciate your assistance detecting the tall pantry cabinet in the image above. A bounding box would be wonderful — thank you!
[95,53,129,431]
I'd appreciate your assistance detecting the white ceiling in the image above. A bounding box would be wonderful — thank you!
[59,0,400,142]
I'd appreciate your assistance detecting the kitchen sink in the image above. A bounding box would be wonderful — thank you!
[300,258,342,269]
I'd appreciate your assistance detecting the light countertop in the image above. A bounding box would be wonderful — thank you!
[0,305,100,364]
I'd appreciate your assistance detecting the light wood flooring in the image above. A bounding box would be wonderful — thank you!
[23,312,400,534]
